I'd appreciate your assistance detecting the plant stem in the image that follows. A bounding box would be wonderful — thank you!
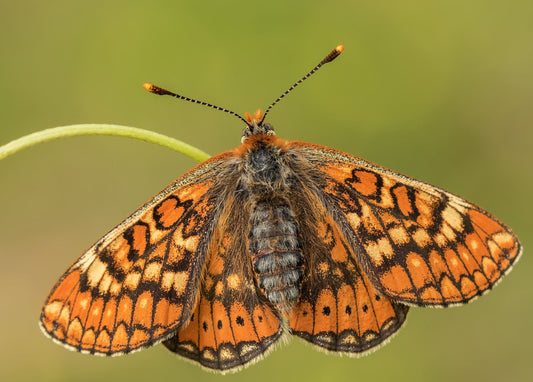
[0,124,211,162]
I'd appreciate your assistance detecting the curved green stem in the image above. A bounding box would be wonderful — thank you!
[0,124,211,162]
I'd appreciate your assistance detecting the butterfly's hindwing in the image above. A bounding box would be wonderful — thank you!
[39,154,234,354]
[283,170,408,353]
[164,185,283,371]
[291,142,521,306]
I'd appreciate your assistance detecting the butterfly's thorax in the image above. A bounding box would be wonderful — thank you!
[239,134,304,312]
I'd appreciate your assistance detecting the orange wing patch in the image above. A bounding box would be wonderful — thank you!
[289,209,408,353]
[293,142,521,306]
[165,295,281,371]
[40,155,232,354]
[164,218,282,372]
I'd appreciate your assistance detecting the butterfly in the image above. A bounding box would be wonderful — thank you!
[40,45,521,373]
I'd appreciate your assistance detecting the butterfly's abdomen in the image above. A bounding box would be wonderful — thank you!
[249,197,303,312]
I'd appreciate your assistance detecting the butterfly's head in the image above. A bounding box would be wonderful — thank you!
[241,109,275,143]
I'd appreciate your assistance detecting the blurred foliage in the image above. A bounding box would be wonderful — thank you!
[1,1,532,381]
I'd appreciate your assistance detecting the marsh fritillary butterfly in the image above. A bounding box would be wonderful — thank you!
[40,45,521,373]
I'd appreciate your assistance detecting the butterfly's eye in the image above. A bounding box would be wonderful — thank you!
[241,127,252,143]
[261,123,275,135]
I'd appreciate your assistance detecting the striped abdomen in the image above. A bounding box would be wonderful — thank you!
[249,197,303,311]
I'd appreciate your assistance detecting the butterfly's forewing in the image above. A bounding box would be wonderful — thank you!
[290,142,521,307]
[289,204,408,354]
[40,153,235,355]
[164,184,283,372]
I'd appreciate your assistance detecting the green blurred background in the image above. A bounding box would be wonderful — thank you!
[1,1,532,381]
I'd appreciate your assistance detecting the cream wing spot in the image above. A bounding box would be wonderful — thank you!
[176,343,192,352]
[184,235,199,252]
[239,343,260,357]
[161,272,175,291]
[202,349,216,361]
[379,238,394,259]
[169,230,199,264]
[413,228,431,247]
[389,226,409,245]
[441,223,457,241]
[172,272,189,295]
[492,231,515,248]
[365,241,384,266]
[144,262,162,281]
[346,212,361,229]
[487,241,501,257]
[442,206,464,231]
[98,273,113,293]
[227,274,241,290]
[219,347,233,361]
[67,319,83,342]
[435,233,448,247]
[109,280,122,296]
[365,238,394,266]
[44,301,63,318]
[125,273,141,290]
[87,258,107,287]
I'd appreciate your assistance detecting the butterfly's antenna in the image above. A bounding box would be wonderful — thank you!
[261,44,344,124]
[143,83,251,127]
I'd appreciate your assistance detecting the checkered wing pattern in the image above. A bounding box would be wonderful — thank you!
[291,142,521,307]
[289,208,408,354]
[40,154,233,354]
[164,188,282,371]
